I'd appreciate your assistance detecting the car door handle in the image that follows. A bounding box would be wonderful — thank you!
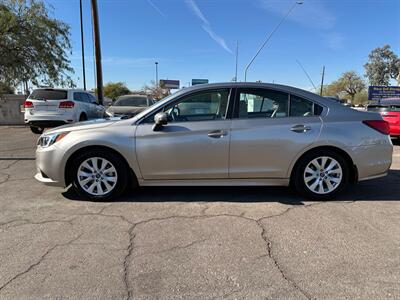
[290,125,311,133]
[208,130,227,138]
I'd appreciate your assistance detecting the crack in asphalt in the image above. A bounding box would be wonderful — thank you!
[123,225,136,300]
[0,233,83,293]
[0,218,74,229]
[0,172,359,300]
[258,220,312,300]
[0,160,20,186]
[134,238,208,259]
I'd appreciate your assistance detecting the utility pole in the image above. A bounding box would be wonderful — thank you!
[320,65,325,96]
[244,1,303,81]
[234,41,239,82]
[155,62,159,86]
[79,0,86,90]
[91,0,103,104]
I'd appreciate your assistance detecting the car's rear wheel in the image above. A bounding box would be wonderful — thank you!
[79,113,87,121]
[71,149,128,201]
[292,150,349,200]
[30,126,44,134]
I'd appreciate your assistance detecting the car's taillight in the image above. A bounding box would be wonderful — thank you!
[59,101,75,108]
[24,100,33,108]
[362,120,390,135]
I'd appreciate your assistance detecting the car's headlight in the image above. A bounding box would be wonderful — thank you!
[105,110,114,117]
[37,132,69,148]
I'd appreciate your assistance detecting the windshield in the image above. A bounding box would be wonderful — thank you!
[367,105,400,112]
[29,89,67,100]
[114,97,148,107]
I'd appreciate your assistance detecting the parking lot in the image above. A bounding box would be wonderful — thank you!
[0,125,399,299]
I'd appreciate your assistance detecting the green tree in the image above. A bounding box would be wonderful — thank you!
[364,45,400,86]
[103,82,131,100]
[0,82,14,95]
[0,0,74,91]
[142,81,170,101]
[326,71,366,103]
[322,82,344,99]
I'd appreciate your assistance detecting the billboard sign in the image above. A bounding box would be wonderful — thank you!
[368,86,400,101]
[160,80,180,89]
[192,79,209,86]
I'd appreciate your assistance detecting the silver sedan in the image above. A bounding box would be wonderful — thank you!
[35,83,393,201]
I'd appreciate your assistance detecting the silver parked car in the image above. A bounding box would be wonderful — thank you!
[105,94,155,118]
[35,83,393,201]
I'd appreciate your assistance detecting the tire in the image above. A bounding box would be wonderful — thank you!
[292,149,349,200]
[79,113,87,121]
[30,126,44,134]
[70,149,128,201]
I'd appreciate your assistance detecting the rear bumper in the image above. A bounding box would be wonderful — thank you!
[348,141,393,181]
[388,124,400,136]
[24,111,77,128]
[27,120,68,128]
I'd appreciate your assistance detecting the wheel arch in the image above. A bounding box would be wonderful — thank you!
[79,111,88,120]
[64,145,137,187]
[289,145,358,185]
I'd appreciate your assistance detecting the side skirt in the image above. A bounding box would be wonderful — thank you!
[138,178,290,187]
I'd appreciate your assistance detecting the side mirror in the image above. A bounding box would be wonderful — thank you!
[153,112,168,131]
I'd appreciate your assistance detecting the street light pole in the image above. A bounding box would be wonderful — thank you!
[79,0,86,90]
[244,1,303,82]
[91,0,103,104]
[155,62,159,86]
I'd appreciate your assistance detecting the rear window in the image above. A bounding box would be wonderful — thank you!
[367,105,400,112]
[29,89,67,100]
[114,97,148,107]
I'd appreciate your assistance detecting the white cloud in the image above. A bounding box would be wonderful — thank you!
[201,24,233,54]
[323,32,344,50]
[185,0,232,54]
[185,0,210,26]
[146,0,166,18]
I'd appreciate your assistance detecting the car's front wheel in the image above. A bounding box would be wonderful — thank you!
[292,150,349,200]
[71,149,128,201]
[30,126,44,134]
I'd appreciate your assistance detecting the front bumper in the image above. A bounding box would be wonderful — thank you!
[35,145,66,187]
[34,172,61,186]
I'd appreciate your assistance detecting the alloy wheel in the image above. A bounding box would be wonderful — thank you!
[303,156,343,195]
[77,157,118,196]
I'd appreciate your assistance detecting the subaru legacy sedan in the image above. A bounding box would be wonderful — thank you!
[35,83,392,201]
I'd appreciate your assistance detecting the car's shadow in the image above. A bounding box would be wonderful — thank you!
[62,169,400,205]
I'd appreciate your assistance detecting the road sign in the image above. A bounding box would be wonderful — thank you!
[192,79,209,86]
[160,80,180,89]
[368,86,400,100]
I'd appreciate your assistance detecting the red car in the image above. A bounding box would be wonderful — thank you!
[367,100,400,137]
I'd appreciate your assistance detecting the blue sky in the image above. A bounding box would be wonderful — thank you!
[47,0,400,91]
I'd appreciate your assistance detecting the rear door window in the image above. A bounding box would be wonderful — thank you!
[290,95,315,117]
[73,93,82,102]
[236,88,289,119]
[29,89,67,100]
[79,93,90,103]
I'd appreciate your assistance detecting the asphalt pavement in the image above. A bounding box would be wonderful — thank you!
[0,126,399,299]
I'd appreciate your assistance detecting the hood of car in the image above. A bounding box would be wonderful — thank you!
[45,118,119,134]
[106,106,146,116]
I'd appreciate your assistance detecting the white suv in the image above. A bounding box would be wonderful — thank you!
[24,88,105,134]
